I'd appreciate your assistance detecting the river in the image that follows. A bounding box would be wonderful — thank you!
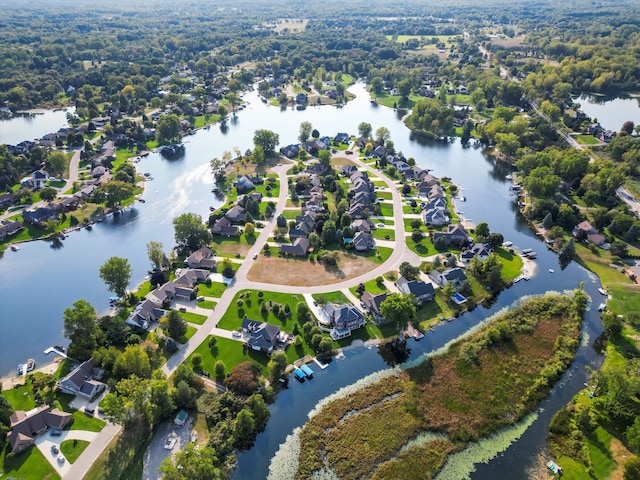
[0,83,605,478]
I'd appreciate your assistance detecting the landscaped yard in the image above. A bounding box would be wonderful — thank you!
[179,311,208,325]
[196,299,216,309]
[196,281,227,298]
[372,228,396,241]
[176,325,197,344]
[218,290,311,333]
[312,291,350,305]
[60,439,90,463]
[0,444,59,480]
[349,278,388,297]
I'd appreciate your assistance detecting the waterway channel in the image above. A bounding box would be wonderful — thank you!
[0,82,605,478]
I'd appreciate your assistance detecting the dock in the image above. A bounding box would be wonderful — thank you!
[44,346,68,358]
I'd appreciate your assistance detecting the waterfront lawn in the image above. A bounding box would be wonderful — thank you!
[179,311,207,325]
[2,382,36,410]
[60,439,90,464]
[576,134,599,145]
[495,246,523,281]
[0,443,59,480]
[333,322,379,348]
[312,291,349,305]
[372,228,395,241]
[188,335,269,376]
[196,281,227,298]
[217,290,310,333]
[84,424,153,480]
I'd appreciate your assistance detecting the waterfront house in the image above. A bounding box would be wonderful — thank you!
[361,291,389,320]
[0,220,23,240]
[321,302,365,340]
[225,205,246,224]
[212,217,239,237]
[57,358,105,398]
[235,175,256,193]
[126,299,166,329]
[8,406,72,453]
[430,268,467,288]
[185,246,216,270]
[242,318,281,354]
[396,276,436,305]
[460,243,492,264]
[22,207,59,227]
[424,208,449,226]
[281,144,300,158]
[432,223,470,247]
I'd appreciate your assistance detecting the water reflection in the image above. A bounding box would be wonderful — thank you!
[377,337,411,367]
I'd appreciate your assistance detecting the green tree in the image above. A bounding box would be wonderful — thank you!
[99,256,132,299]
[379,293,416,331]
[475,222,490,239]
[399,262,420,281]
[624,457,640,480]
[173,212,212,252]
[47,151,67,175]
[233,409,256,450]
[627,417,640,454]
[192,353,202,370]
[246,394,270,432]
[63,299,97,361]
[317,149,331,166]
[370,77,383,95]
[156,113,181,144]
[214,360,225,379]
[174,380,198,409]
[244,222,255,236]
[253,129,280,157]
[146,241,165,269]
[321,220,337,245]
[159,444,225,480]
[358,122,372,138]
[375,127,391,145]
[267,350,288,382]
[148,371,175,426]
[39,186,57,202]
[299,121,313,143]
[114,344,151,379]
[167,310,187,340]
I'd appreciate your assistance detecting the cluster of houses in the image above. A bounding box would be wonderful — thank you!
[211,176,265,237]
[7,358,106,453]
[340,165,377,251]
[585,122,616,144]
[127,246,216,329]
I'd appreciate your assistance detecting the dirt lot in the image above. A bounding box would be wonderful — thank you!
[247,252,378,286]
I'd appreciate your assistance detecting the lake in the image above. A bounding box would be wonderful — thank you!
[0,107,75,146]
[575,94,640,132]
[0,83,605,479]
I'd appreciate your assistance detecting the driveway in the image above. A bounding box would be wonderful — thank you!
[35,428,100,478]
[142,417,194,480]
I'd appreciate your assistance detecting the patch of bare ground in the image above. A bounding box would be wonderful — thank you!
[247,252,379,285]
[211,240,251,257]
[330,157,357,167]
[225,157,283,176]
[609,437,632,480]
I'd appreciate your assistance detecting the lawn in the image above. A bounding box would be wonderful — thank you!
[84,424,153,480]
[57,394,106,432]
[188,335,270,376]
[176,325,197,344]
[196,299,216,309]
[376,191,392,200]
[218,290,311,333]
[575,134,600,145]
[407,240,430,257]
[210,235,253,257]
[350,278,388,297]
[179,311,208,325]
[312,291,349,305]
[0,443,59,480]
[196,281,227,298]
[379,203,394,217]
[2,383,36,410]
[372,228,396,241]
[60,439,90,464]
[495,246,524,281]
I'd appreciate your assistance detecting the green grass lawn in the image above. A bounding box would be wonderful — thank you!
[179,311,208,325]
[313,291,349,305]
[196,281,227,298]
[188,335,270,376]
[404,217,425,232]
[576,134,600,145]
[0,443,59,480]
[176,325,197,344]
[350,278,389,297]
[373,92,423,109]
[379,203,394,217]
[495,246,524,281]
[2,383,37,410]
[196,299,216,309]
[60,439,90,464]
[407,240,430,257]
[218,290,310,333]
[376,191,392,200]
[372,228,396,241]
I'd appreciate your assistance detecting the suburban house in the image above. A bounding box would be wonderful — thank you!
[241,318,281,354]
[280,237,310,256]
[353,231,375,251]
[22,207,59,227]
[289,220,315,239]
[430,268,468,287]
[334,132,350,144]
[424,208,449,226]
[351,219,376,233]
[126,299,166,329]
[0,192,13,209]
[372,145,386,159]
[348,202,369,219]
[234,175,256,193]
[57,358,106,399]
[322,302,365,340]
[0,220,23,240]
[185,246,216,270]
[573,220,606,246]
[281,144,300,159]
[212,217,239,237]
[432,223,470,246]
[306,163,328,175]
[425,197,448,211]
[460,243,492,263]
[396,276,436,305]
[146,268,209,307]
[341,164,358,177]
[361,291,389,321]
[8,406,73,453]
[225,205,246,224]
[20,170,49,190]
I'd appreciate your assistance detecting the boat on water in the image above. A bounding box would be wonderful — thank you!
[293,367,306,383]
[549,269,555,273]
[10,244,20,251]
[17,358,36,376]
[300,364,314,379]
[598,303,606,312]
[598,288,607,295]
[414,330,424,340]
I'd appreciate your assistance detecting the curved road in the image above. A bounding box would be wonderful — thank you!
[162,150,422,376]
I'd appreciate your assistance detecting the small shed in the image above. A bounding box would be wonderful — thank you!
[546,460,562,475]
[174,409,188,426]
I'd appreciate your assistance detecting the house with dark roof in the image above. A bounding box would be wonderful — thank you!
[57,358,105,399]
[372,145,386,158]
[430,268,468,287]
[212,217,240,237]
[306,163,329,175]
[351,219,376,233]
[22,207,59,226]
[396,276,436,305]
[289,220,315,239]
[225,205,246,224]
[185,246,216,270]
[353,231,375,251]
[8,406,73,453]
[361,291,389,320]
[348,202,369,219]
[334,132,350,144]
[321,302,365,340]
[147,269,208,307]
[281,144,300,158]
[241,318,281,354]
[424,208,449,226]
[0,192,14,209]
[432,223,470,247]
[127,299,166,330]
[460,243,491,264]
[0,220,23,240]
[235,175,256,193]
[280,237,310,256]
[341,164,358,177]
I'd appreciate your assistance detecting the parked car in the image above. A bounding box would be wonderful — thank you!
[57,454,65,463]
[50,429,62,437]
[179,307,186,312]
[51,445,59,454]
[252,253,258,259]
[232,331,241,338]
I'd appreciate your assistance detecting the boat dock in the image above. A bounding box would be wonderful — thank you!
[44,346,68,358]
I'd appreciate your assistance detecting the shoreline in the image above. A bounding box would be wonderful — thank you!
[1,358,63,391]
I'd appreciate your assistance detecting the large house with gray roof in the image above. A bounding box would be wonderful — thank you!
[321,302,365,340]
[7,406,72,453]
[57,358,106,399]
[241,318,281,354]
